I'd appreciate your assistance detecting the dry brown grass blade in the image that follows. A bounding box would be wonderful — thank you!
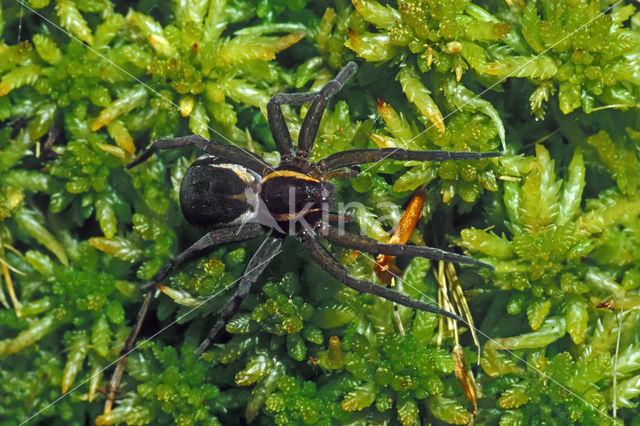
[454,344,478,419]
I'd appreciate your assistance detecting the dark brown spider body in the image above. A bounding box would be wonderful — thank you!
[260,166,333,235]
[181,158,334,234]
[105,61,502,416]
[179,157,261,228]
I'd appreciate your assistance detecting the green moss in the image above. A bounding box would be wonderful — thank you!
[1,0,640,425]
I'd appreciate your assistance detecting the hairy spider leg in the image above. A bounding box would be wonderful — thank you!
[140,224,265,292]
[319,148,502,172]
[103,290,152,414]
[299,231,463,322]
[104,223,265,414]
[322,166,360,180]
[195,235,282,355]
[127,134,270,175]
[318,223,494,270]
[326,211,355,224]
[267,91,319,157]
[266,62,357,159]
[297,62,358,157]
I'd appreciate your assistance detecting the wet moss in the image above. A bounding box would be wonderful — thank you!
[1,0,640,425]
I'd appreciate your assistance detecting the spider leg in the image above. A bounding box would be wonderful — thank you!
[319,148,502,171]
[319,223,494,270]
[299,231,463,322]
[297,62,357,158]
[267,92,319,157]
[267,62,357,160]
[327,211,354,224]
[103,291,152,414]
[104,223,265,415]
[195,235,282,355]
[322,166,360,179]
[140,224,266,292]
[127,134,269,175]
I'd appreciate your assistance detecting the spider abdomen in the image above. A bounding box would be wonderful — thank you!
[179,159,260,227]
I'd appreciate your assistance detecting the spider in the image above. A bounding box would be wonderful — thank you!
[103,61,500,413]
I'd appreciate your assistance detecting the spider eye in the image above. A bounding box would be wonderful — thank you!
[179,164,254,227]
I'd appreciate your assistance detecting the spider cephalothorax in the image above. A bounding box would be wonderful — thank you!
[256,166,334,233]
[104,61,501,414]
